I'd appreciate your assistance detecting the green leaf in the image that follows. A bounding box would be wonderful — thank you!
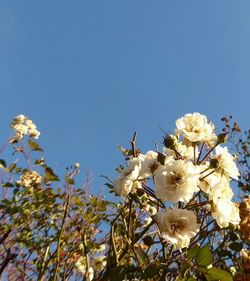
[65,175,75,185]
[118,145,133,156]
[187,245,200,259]
[0,159,6,169]
[34,157,45,166]
[187,277,197,281]
[229,232,239,241]
[2,182,14,188]
[196,245,213,267]
[228,242,243,252]
[108,266,133,281]
[205,267,233,281]
[44,167,59,183]
[144,263,160,278]
[28,139,43,152]
[72,196,82,206]
[8,163,16,173]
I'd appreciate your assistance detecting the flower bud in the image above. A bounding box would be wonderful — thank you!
[209,158,219,169]
[136,187,145,197]
[163,135,175,149]
[217,133,228,144]
[157,152,166,165]
[143,235,154,246]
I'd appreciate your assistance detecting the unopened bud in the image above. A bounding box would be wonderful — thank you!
[157,152,166,165]
[217,133,228,144]
[209,159,219,169]
[143,235,154,246]
[163,135,175,149]
[136,187,145,197]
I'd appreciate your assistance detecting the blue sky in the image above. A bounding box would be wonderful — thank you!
[0,1,249,192]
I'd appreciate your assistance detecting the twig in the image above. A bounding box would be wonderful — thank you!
[196,142,205,164]
[199,143,219,164]
[130,132,137,157]
[200,170,215,181]
[0,249,17,276]
[52,194,71,281]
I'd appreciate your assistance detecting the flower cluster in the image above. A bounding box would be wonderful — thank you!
[19,170,42,188]
[10,114,40,142]
[113,112,240,249]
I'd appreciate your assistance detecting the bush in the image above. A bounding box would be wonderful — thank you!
[0,113,249,281]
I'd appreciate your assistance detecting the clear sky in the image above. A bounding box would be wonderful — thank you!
[0,1,249,191]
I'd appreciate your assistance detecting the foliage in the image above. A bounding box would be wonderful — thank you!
[0,113,249,281]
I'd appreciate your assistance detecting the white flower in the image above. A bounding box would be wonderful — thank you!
[114,151,161,197]
[157,208,200,249]
[208,180,234,204]
[19,170,42,188]
[25,119,37,129]
[176,112,216,144]
[29,128,40,139]
[10,115,40,141]
[211,198,240,228]
[211,146,239,180]
[163,135,197,160]
[199,171,222,193]
[12,114,27,124]
[138,150,159,178]
[114,158,141,197]
[13,123,29,136]
[155,159,200,203]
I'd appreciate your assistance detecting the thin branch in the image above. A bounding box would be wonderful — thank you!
[52,194,71,281]
[130,132,137,157]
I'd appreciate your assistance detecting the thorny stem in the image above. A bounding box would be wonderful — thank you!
[111,223,119,265]
[196,142,205,164]
[127,199,133,238]
[185,191,201,208]
[0,249,17,277]
[130,132,137,158]
[199,143,219,164]
[118,220,155,263]
[52,194,71,281]
[186,200,210,210]
[193,144,196,164]
[200,170,215,181]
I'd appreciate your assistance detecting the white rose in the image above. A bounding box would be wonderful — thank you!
[156,208,200,249]
[211,198,240,228]
[208,180,234,204]
[29,128,40,139]
[199,170,222,193]
[13,114,27,124]
[155,159,200,203]
[114,158,141,197]
[176,112,216,144]
[25,119,37,129]
[138,150,159,178]
[13,123,29,136]
[211,146,239,180]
